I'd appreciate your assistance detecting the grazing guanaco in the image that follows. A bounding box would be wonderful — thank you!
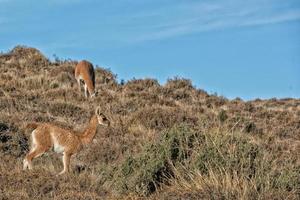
[23,107,110,175]
[75,60,97,98]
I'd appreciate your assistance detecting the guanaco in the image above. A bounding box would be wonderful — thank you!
[23,107,110,175]
[75,60,97,98]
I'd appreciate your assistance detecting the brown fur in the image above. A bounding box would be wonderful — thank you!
[74,60,96,98]
[23,107,110,175]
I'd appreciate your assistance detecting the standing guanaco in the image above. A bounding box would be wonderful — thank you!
[23,107,110,175]
[75,60,97,98]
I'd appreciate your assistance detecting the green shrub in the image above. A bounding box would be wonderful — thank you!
[194,132,260,179]
[113,125,196,196]
[218,109,228,123]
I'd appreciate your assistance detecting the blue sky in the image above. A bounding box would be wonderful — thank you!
[1,0,300,100]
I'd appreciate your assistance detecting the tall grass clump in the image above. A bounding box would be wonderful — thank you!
[112,125,299,199]
[112,125,196,196]
[163,130,299,199]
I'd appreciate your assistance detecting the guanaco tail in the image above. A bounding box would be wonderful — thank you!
[75,60,97,98]
[23,107,110,175]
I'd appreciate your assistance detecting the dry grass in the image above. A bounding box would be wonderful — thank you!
[0,46,299,199]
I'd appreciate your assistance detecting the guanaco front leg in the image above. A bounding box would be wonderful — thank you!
[77,79,81,93]
[58,152,71,175]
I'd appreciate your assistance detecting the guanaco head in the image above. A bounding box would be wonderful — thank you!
[95,107,110,127]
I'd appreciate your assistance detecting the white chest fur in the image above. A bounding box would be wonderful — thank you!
[51,133,65,153]
[53,142,64,153]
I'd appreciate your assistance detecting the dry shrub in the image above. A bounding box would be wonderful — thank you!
[162,78,196,102]
[152,128,299,200]
[18,75,52,90]
[47,101,88,121]
[5,45,50,68]
[0,121,28,158]
[95,67,117,85]
[130,106,198,131]
[205,95,228,108]
[0,170,108,200]
[165,77,193,90]
[49,63,75,77]
[77,125,127,165]
[0,96,29,112]
[43,88,81,102]
[124,78,160,92]
[56,72,75,85]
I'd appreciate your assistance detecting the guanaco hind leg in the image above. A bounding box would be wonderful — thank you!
[23,130,50,170]
[23,146,47,170]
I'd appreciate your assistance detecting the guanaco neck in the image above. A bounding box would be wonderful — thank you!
[79,115,98,145]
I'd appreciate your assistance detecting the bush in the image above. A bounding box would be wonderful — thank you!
[193,132,260,179]
[0,122,28,157]
[130,106,198,131]
[47,102,87,120]
[218,109,228,123]
[165,77,193,90]
[113,126,196,196]
[9,45,50,68]
[124,78,160,92]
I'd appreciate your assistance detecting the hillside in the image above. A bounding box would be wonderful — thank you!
[0,46,299,200]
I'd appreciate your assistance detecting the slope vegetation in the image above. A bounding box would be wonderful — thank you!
[0,46,299,199]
